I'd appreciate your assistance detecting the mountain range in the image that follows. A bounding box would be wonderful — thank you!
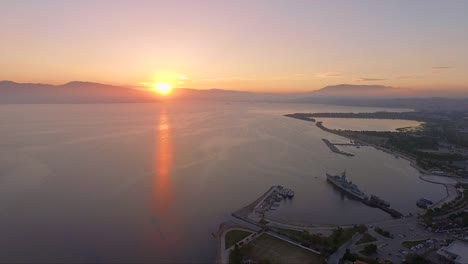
[1,81,467,111]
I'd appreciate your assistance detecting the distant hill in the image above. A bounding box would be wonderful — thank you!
[0,81,158,103]
[1,81,467,111]
[0,81,280,103]
[312,84,404,97]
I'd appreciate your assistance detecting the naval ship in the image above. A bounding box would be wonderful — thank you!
[326,171,368,201]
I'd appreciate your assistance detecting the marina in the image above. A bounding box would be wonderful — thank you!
[232,185,296,225]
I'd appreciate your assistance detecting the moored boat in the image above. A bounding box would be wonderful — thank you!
[326,171,368,201]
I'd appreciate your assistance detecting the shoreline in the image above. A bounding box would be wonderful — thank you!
[314,120,463,207]
[231,119,461,231]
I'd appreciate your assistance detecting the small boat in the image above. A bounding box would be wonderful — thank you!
[421,198,433,205]
[416,199,429,209]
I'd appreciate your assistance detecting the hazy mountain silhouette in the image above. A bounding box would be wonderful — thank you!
[313,84,402,96]
[0,81,275,103]
[0,81,158,103]
[1,81,467,109]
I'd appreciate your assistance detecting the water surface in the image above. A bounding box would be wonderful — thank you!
[0,102,444,262]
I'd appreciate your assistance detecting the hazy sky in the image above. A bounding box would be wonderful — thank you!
[1,0,467,92]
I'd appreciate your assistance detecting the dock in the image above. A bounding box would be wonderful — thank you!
[232,185,294,226]
[322,139,355,157]
[363,199,403,218]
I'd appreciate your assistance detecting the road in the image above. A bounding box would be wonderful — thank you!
[327,233,363,264]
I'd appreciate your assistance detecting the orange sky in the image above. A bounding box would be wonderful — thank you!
[0,1,467,93]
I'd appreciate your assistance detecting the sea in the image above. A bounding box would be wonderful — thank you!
[0,102,444,262]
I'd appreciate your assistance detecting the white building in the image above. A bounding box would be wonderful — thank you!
[437,240,468,264]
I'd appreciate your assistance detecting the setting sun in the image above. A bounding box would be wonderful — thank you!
[154,83,172,95]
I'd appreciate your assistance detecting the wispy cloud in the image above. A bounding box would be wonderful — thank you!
[195,76,255,82]
[195,73,314,82]
[268,73,312,80]
[396,75,422,79]
[432,66,454,69]
[316,72,343,78]
[356,78,387,82]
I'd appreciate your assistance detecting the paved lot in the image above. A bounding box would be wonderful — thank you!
[348,217,450,263]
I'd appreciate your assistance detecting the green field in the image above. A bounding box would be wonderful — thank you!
[401,240,426,248]
[240,234,324,264]
[272,225,367,254]
[225,230,252,249]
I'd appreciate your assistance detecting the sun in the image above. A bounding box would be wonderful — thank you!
[154,83,173,95]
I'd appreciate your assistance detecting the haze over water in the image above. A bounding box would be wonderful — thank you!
[0,103,444,262]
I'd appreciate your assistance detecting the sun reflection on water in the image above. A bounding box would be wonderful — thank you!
[147,109,177,253]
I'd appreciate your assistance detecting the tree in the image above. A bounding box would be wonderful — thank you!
[342,249,356,262]
[404,253,428,264]
[356,224,368,233]
[462,214,468,227]
[362,244,377,255]
[229,245,243,264]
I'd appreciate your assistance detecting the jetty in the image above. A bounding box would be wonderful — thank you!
[284,113,316,122]
[322,139,355,157]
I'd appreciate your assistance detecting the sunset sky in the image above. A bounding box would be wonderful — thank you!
[1,0,467,92]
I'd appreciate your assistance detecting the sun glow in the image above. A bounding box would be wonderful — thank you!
[154,83,173,95]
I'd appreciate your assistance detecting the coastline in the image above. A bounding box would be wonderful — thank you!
[315,120,461,208]
[214,116,466,263]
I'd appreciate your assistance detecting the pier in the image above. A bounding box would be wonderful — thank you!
[232,185,295,226]
[322,139,355,157]
[363,199,403,218]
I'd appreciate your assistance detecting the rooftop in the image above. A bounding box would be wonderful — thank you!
[437,240,468,264]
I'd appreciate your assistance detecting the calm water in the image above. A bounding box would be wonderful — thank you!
[0,102,444,263]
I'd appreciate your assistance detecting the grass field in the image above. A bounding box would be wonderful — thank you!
[401,240,426,248]
[273,225,366,253]
[240,234,324,264]
[225,230,252,249]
